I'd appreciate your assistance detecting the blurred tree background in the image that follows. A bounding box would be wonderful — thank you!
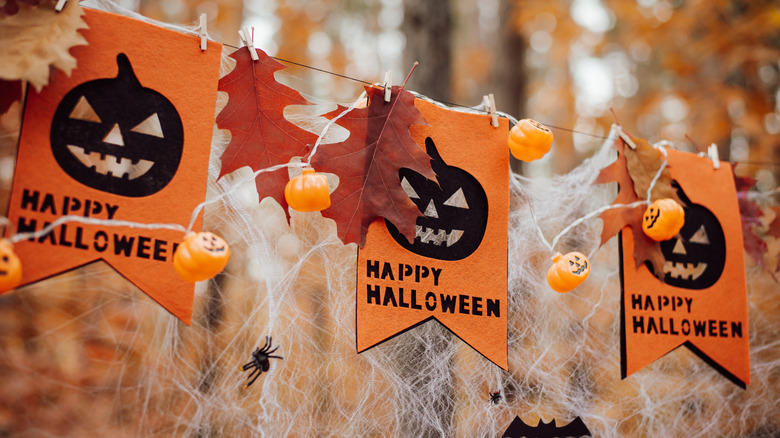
[127,0,779,183]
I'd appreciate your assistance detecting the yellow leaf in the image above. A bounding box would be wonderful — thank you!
[0,0,88,92]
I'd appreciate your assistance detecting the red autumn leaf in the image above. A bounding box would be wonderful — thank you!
[732,167,768,268]
[0,79,22,115]
[594,133,666,276]
[216,47,319,216]
[768,207,780,239]
[310,85,433,247]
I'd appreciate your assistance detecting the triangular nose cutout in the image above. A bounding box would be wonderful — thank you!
[673,238,686,255]
[103,124,125,146]
[423,200,438,218]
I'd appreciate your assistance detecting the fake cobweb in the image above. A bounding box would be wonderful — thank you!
[0,2,778,436]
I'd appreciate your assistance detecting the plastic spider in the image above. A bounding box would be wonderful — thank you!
[488,390,502,405]
[241,336,283,388]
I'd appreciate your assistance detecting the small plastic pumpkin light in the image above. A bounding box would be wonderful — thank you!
[284,167,331,212]
[642,198,685,241]
[547,251,590,293]
[507,119,554,162]
[173,232,230,282]
[0,239,22,293]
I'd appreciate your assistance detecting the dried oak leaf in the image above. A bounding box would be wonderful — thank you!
[594,134,666,276]
[0,79,22,115]
[624,135,680,202]
[216,47,319,217]
[310,85,434,247]
[0,0,88,92]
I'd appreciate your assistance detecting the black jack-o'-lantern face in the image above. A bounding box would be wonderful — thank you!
[50,53,184,197]
[385,138,488,261]
[656,181,726,289]
[198,232,228,254]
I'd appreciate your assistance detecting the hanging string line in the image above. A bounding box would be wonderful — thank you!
[512,130,669,254]
[221,32,780,167]
[10,216,188,244]
[306,91,367,166]
[2,30,777,244]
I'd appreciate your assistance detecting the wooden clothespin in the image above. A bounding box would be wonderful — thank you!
[615,125,637,150]
[238,27,259,61]
[708,143,720,169]
[199,14,208,51]
[482,94,498,128]
[383,70,392,102]
[55,0,67,12]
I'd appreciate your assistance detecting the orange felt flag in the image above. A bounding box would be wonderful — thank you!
[620,149,750,387]
[4,9,222,324]
[357,99,509,369]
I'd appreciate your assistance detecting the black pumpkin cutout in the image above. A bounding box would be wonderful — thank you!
[50,53,184,197]
[385,137,488,261]
[654,180,726,289]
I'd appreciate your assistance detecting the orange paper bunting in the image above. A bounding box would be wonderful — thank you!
[356,99,509,369]
[620,149,749,387]
[4,9,222,324]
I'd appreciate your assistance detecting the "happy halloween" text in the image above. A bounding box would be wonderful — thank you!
[365,285,500,317]
[16,218,177,262]
[629,293,742,338]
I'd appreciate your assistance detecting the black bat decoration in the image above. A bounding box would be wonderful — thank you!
[502,416,591,438]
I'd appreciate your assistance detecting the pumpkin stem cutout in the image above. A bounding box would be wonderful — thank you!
[547,252,590,293]
[0,239,22,293]
[50,53,184,197]
[384,137,488,261]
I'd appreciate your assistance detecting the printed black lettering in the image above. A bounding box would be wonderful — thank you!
[153,239,167,261]
[136,236,151,259]
[440,294,456,313]
[21,189,39,212]
[366,259,380,279]
[114,235,135,257]
[94,231,108,252]
[458,294,470,314]
[633,315,644,334]
[425,292,436,311]
[367,284,381,305]
[486,299,500,317]
[383,287,398,307]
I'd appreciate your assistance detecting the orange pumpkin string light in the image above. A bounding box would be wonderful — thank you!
[284,167,331,212]
[642,198,685,241]
[547,252,590,293]
[0,239,22,293]
[507,119,554,162]
[173,231,231,282]
[511,128,673,293]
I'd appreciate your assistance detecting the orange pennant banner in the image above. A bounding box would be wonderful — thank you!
[357,99,509,369]
[620,149,750,387]
[5,9,222,324]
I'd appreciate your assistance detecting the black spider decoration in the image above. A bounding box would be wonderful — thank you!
[489,390,502,405]
[241,336,283,388]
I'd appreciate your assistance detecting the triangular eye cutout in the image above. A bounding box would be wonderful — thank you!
[423,199,439,218]
[401,177,419,199]
[689,225,710,244]
[443,187,469,209]
[69,96,102,123]
[131,113,164,138]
